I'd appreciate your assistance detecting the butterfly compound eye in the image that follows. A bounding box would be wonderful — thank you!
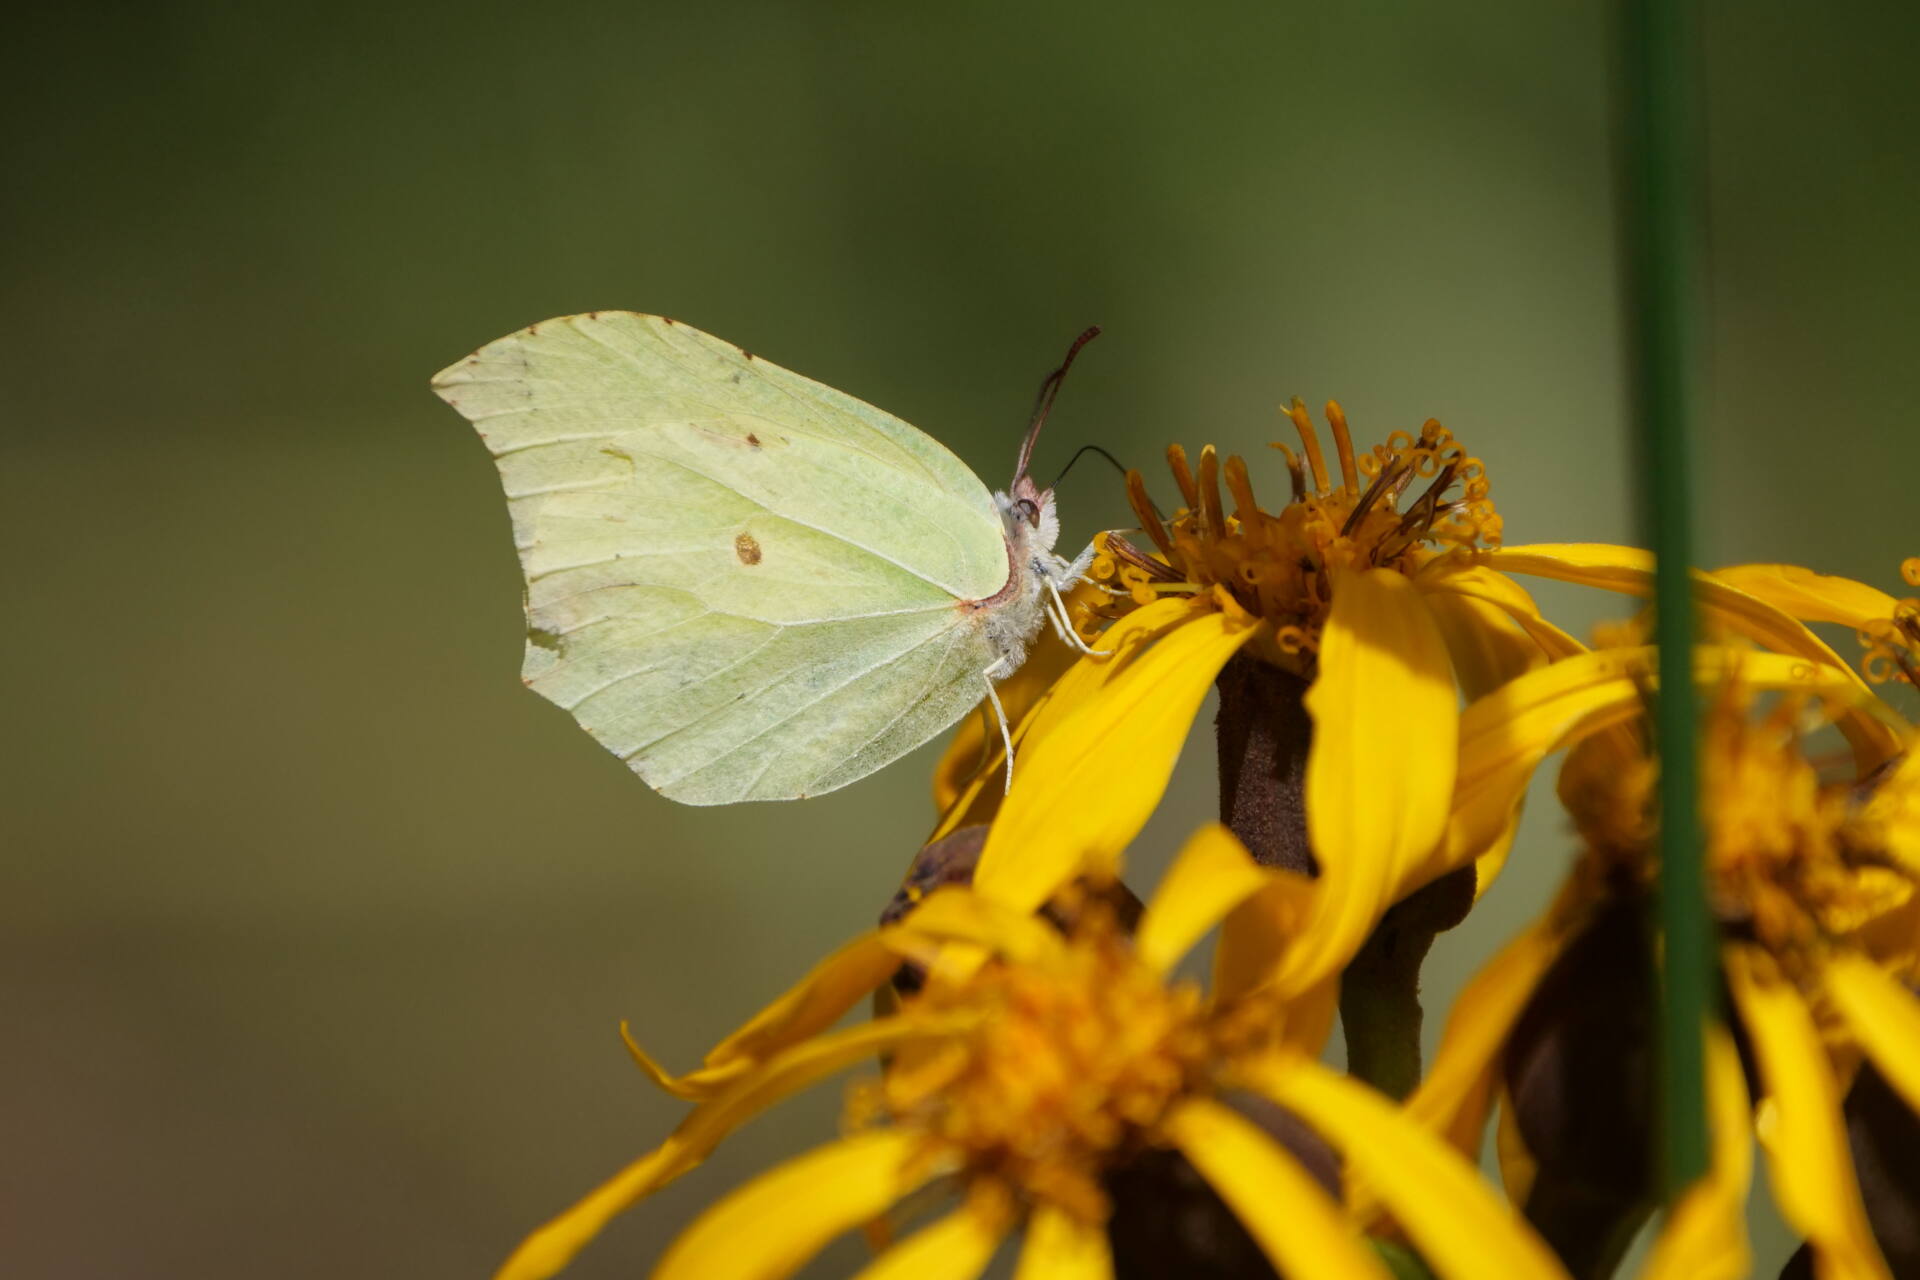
[1016,497,1040,526]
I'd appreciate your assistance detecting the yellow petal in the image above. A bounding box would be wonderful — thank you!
[1420,583,1545,700]
[889,886,1067,969]
[850,1198,1009,1280]
[932,586,1094,815]
[701,932,904,1073]
[1447,647,1861,870]
[1213,870,1319,1003]
[1824,952,1920,1120]
[1710,563,1901,631]
[496,1016,951,1280]
[1419,563,1589,663]
[1482,544,1901,766]
[973,604,1254,915]
[653,1130,944,1280]
[1494,1082,1538,1206]
[1725,947,1890,1280]
[1635,1028,1753,1280]
[1246,1055,1569,1280]
[1406,910,1573,1159]
[930,598,1197,842]
[1012,1206,1113,1280]
[1162,1096,1391,1280]
[1279,570,1458,991]
[1135,824,1273,977]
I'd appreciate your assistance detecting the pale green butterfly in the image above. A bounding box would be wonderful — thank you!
[431,312,1105,804]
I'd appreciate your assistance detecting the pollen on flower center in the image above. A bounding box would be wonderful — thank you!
[852,901,1214,1223]
[1564,684,1919,972]
[1088,400,1499,667]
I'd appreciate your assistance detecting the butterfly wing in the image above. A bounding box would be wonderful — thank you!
[432,312,1013,803]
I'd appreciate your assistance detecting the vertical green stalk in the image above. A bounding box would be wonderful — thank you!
[1619,0,1710,1193]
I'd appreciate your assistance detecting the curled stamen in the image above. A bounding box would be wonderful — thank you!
[1341,453,1411,537]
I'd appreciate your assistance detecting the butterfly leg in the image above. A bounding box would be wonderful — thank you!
[981,673,1016,794]
[1043,575,1114,657]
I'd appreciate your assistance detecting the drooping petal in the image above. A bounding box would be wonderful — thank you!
[973,604,1255,915]
[653,1130,946,1280]
[1710,563,1901,631]
[1406,909,1575,1159]
[1824,953,1920,1119]
[1278,569,1457,992]
[1162,1096,1391,1280]
[1011,1206,1113,1280]
[1725,947,1891,1280]
[1135,824,1273,978]
[496,1016,953,1280]
[1244,1055,1569,1280]
[1481,544,1901,765]
[850,1197,1009,1280]
[1635,1028,1753,1280]
[930,598,1198,843]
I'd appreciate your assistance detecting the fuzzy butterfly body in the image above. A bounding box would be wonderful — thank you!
[432,312,1093,804]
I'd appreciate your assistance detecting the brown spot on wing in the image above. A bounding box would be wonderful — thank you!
[746,433,761,447]
[734,532,763,565]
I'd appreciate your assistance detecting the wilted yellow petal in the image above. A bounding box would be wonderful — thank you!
[1011,1206,1113,1280]
[654,1130,943,1280]
[1247,1055,1568,1280]
[1635,1028,1753,1280]
[1824,952,1920,1119]
[1483,544,1901,765]
[973,605,1254,915]
[1279,569,1457,991]
[1163,1096,1391,1280]
[1406,911,1572,1158]
[1135,824,1273,977]
[497,1016,954,1280]
[851,1199,1008,1280]
[1726,948,1890,1280]
[1711,563,1901,631]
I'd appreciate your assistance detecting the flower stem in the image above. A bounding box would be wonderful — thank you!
[1338,866,1476,1099]
[1213,654,1315,875]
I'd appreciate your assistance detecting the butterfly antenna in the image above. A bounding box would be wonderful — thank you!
[1047,443,1130,491]
[1014,325,1103,483]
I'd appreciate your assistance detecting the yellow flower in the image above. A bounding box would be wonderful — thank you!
[929,403,1669,995]
[493,826,1569,1280]
[1408,639,1920,1278]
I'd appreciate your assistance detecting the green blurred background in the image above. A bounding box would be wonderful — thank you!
[7,2,1917,1276]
